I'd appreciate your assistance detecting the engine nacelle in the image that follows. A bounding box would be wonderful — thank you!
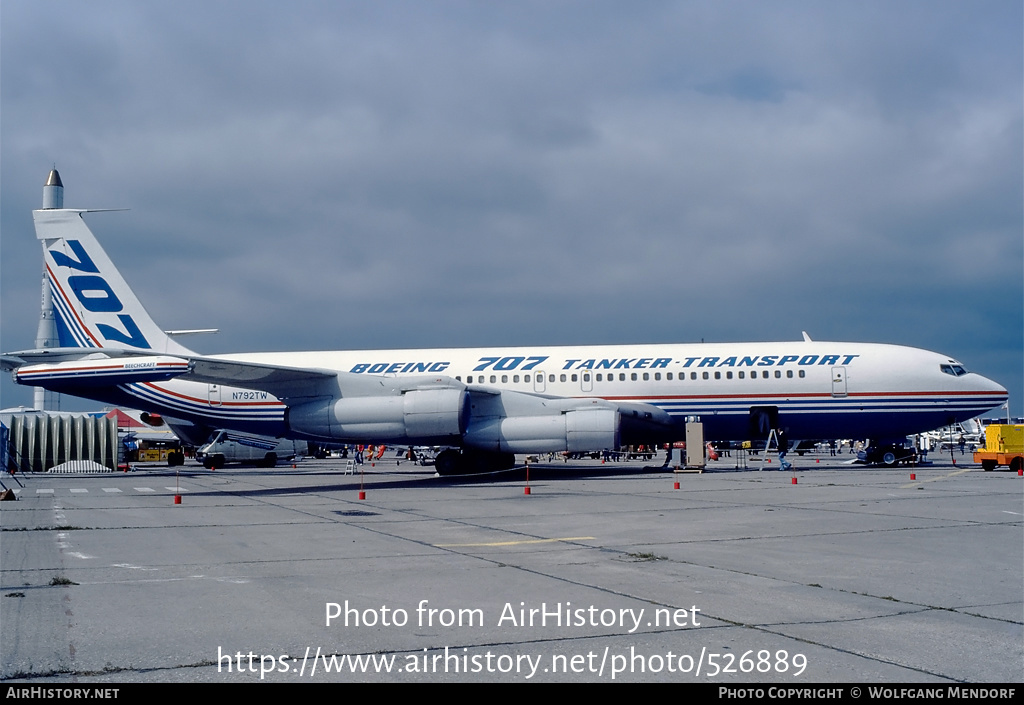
[286,388,468,442]
[463,407,619,454]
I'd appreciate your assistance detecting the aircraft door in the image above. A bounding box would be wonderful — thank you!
[581,371,593,392]
[208,384,223,407]
[748,406,779,440]
[533,371,546,393]
[831,367,847,397]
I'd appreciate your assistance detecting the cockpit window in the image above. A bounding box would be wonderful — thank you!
[940,364,968,377]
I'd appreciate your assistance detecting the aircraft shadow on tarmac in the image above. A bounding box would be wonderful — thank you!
[151,462,672,497]
[123,456,967,499]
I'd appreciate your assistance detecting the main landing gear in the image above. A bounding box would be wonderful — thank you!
[434,449,516,476]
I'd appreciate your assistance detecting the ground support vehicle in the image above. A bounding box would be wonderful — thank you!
[858,440,917,467]
[974,424,1023,472]
[196,431,307,469]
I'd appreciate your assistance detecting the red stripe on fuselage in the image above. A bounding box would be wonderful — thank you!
[46,263,103,347]
[141,382,285,407]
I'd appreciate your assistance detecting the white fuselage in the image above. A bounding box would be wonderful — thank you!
[106,339,1005,444]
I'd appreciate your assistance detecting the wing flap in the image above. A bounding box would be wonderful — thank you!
[184,357,354,400]
[185,357,466,400]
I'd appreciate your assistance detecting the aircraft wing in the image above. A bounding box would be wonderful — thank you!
[184,356,342,399]
[183,355,483,401]
[183,356,675,467]
[187,357,670,428]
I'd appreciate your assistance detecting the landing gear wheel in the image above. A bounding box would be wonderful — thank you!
[435,449,463,476]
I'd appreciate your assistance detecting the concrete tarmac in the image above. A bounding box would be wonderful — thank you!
[1,451,1021,683]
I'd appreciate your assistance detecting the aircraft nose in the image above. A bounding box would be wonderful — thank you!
[983,373,1007,393]
[974,372,1009,406]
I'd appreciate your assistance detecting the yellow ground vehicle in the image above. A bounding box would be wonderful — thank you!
[974,424,1023,472]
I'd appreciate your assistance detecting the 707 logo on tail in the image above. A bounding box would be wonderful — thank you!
[48,239,151,349]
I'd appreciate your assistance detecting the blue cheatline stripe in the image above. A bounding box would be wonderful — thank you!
[643,394,1002,417]
[123,383,285,424]
[49,279,96,348]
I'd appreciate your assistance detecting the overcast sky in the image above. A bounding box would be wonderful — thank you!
[2,0,1021,416]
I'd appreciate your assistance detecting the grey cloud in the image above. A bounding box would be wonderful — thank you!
[2,0,1020,412]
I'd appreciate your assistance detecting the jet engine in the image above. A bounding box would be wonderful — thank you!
[285,388,469,443]
[463,407,620,454]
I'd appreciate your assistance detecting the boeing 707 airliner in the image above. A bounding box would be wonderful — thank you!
[4,177,1008,474]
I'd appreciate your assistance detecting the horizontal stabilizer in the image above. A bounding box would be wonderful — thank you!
[16,356,191,387]
[2,347,152,370]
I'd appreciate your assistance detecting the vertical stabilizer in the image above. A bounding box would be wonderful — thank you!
[34,209,194,355]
